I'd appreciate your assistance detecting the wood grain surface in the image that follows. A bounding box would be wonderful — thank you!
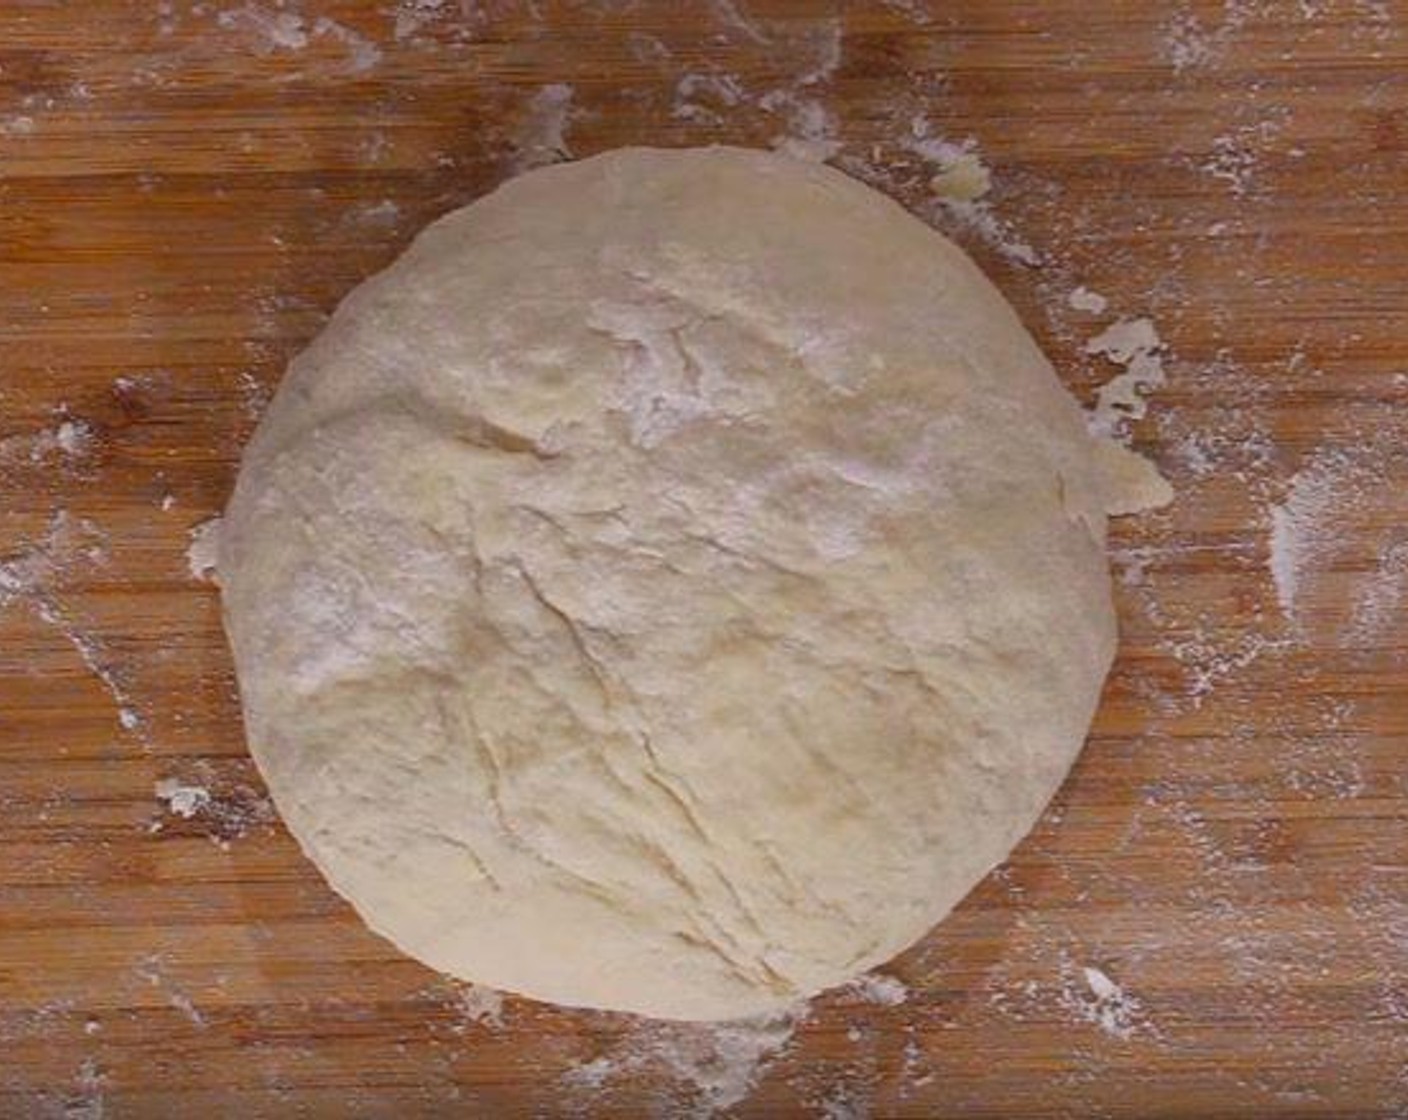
[2,1,1406,1116]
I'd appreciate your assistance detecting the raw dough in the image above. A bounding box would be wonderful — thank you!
[221,147,1157,1021]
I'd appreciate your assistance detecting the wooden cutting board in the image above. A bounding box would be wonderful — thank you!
[2,1,1405,1115]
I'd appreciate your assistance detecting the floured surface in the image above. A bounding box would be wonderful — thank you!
[2,0,1405,1115]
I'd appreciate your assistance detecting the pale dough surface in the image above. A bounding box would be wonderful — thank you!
[221,146,1134,1021]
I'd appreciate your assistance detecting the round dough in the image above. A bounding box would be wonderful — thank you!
[221,146,1120,1021]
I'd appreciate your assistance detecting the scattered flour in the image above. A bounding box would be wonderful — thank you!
[762,21,844,158]
[453,984,505,1029]
[1266,449,1371,625]
[762,89,840,163]
[1199,116,1287,198]
[311,15,383,73]
[511,84,576,172]
[0,512,143,734]
[216,3,310,52]
[1061,964,1147,1040]
[1162,9,1223,74]
[0,417,95,466]
[1159,0,1261,75]
[707,0,771,45]
[795,17,843,87]
[667,19,843,161]
[900,121,1036,266]
[64,1058,106,1120]
[344,199,402,230]
[392,0,448,42]
[209,4,380,71]
[236,370,274,420]
[149,763,276,845]
[54,420,93,458]
[817,1087,868,1119]
[187,517,223,583]
[878,0,933,23]
[1345,541,1408,645]
[134,954,207,1029]
[563,1009,802,1117]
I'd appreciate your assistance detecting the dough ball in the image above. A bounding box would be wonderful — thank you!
[220,147,1120,1021]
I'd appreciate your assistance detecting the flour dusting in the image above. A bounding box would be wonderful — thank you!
[64,1058,106,1120]
[216,3,310,51]
[1267,449,1371,625]
[707,0,771,45]
[134,954,207,1029]
[564,1008,803,1117]
[0,417,95,468]
[1346,541,1408,645]
[0,512,143,734]
[1060,964,1148,1040]
[311,15,382,73]
[392,0,447,42]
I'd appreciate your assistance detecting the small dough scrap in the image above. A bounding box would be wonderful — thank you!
[1092,440,1175,515]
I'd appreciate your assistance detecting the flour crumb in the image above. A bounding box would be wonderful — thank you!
[155,778,212,819]
[850,972,909,1006]
[187,517,222,583]
[1067,286,1108,314]
[1085,317,1168,440]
